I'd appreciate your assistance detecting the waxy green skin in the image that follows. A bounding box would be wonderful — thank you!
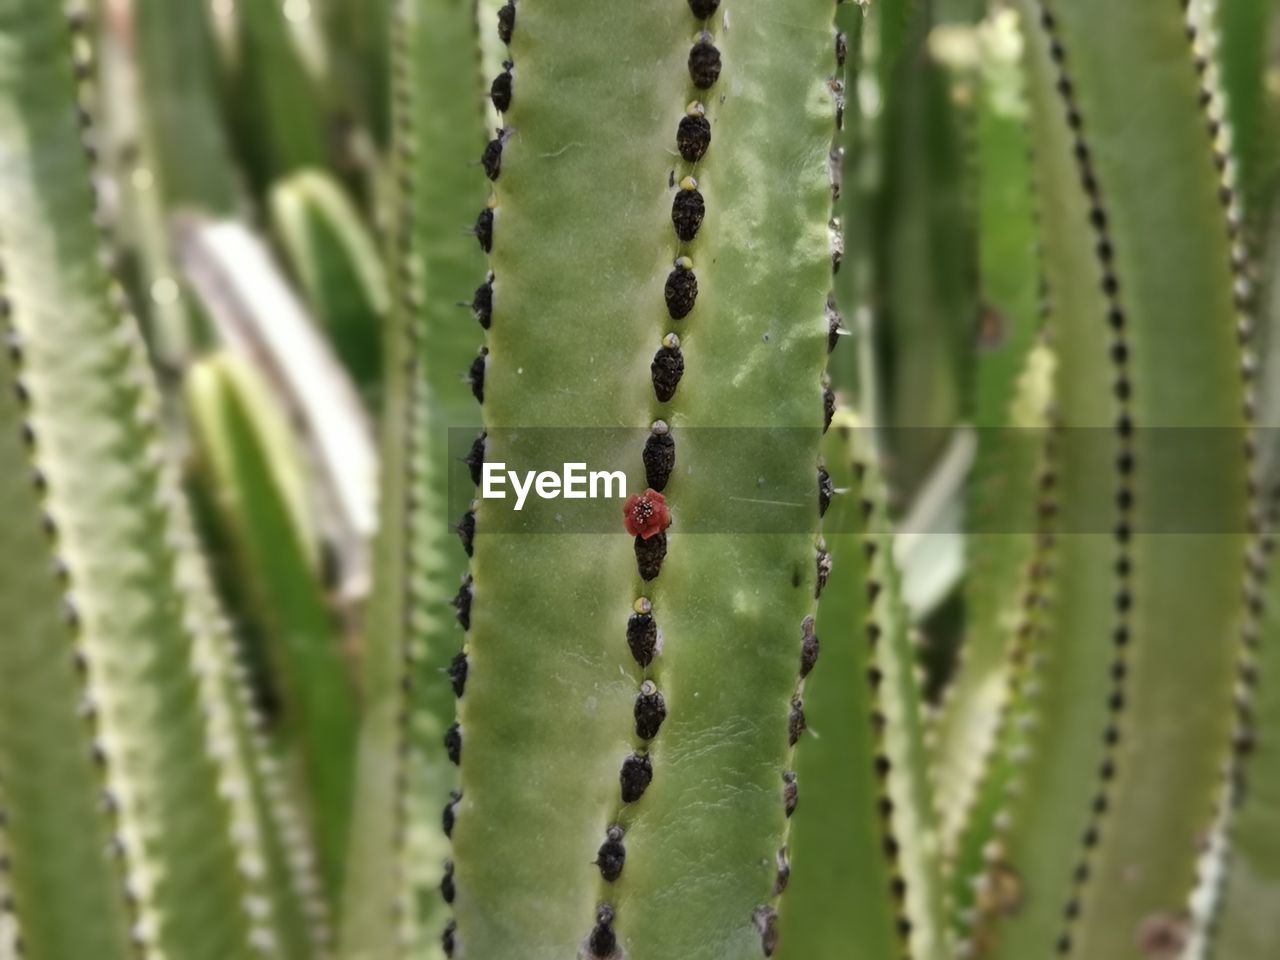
[0,4,316,958]
[870,5,976,504]
[270,171,388,398]
[779,416,949,960]
[982,1,1250,955]
[186,354,358,906]
[0,304,135,960]
[133,0,238,214]
[450,1,836,957]
[1215,529,1280,954]
[341,1,489,957]
[932,15,1043,858]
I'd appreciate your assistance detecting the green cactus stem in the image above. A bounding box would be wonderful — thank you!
[270,171,388,399]
[931,10,1044,858]
[186,352,359,905]
[444,2,838,957]
[976,1,1253,955]
[1213,519,1280,953]
[777,412,949,960]
[133,0,239,214]
[339,0,491,956]
[0,3,319,957]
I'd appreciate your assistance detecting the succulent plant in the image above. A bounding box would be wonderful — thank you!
[4,1,1280,959]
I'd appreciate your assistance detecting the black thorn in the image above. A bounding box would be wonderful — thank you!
[444,721,462,765]
[627,609,660,668]
[448,650,469,697]
[799,616,820,678]
[815,546,832,599]
[672,187,706,242]
[689,37,722,89]
[482,132,504,181]
[469,348,488,403]
[643,423,676,491]
[635,531,668,581]
[753,905,780,957]
[465,432,487,486]
[471,275,494,329]
[664,260,698,319]
[440,860,456,903]
[474,207,494,253]
[595,826,626,882]
[818,466,834,517]
[490,63,513,113]
[651,339,685,403]
[788,695,806,746]
[456,507,476,557]
[783,770,798,817]
[443,790,461,837]
[635,682,668,740]
[497,1,516,44]
[588,904,617,958]
[677,114,712,163]
[620,753,653,803]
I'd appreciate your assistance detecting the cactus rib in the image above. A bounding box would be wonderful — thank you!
[341,0,492,954]
[0,279,136,960]
[777,413,950,960]
[931,10,1044,854]
[447,1,837,957]
[982,1,1252,954]
[0,2,315,957]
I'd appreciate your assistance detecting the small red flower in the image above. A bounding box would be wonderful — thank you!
[623,489,672,540]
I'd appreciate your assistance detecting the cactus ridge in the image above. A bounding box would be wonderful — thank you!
[386,0,426,948]
[2,2,356,955]
[575,3,732,950]
[1016,4,1140,949]
[0,6,300,953]
[961,429,1060,950]
[0,789,17,959]
[0,273,143,960]
[435,0,518,952]
[855,445,951,960]
[1179,0,1265,946]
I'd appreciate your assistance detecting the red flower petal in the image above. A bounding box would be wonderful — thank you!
[623,489,672,540]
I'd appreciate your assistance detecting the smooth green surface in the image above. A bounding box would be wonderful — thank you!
[1215,533,1280,954]
[270,170,387,397]
[320,0,391,146]
[985,2,1250,955]
[776,420,900,960]
[0,3,289,957]
[978,1,1125,953]
[945,345,1051,939]
[187,353,357,902]
[229,0,328,191]
[341,0,489,956]
[871,4,975,505]
[453,1,835,957]
[0,296,134,960]
[1046,2,1248,954]
[1214,0,1279,243]
[134,0,239,212]
[932,11,1042,853]
[779,415,948,960]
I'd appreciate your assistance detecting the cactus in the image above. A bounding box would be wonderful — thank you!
[7,1,1280,959]
[0,4,322,960]
[444,2,838,956]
